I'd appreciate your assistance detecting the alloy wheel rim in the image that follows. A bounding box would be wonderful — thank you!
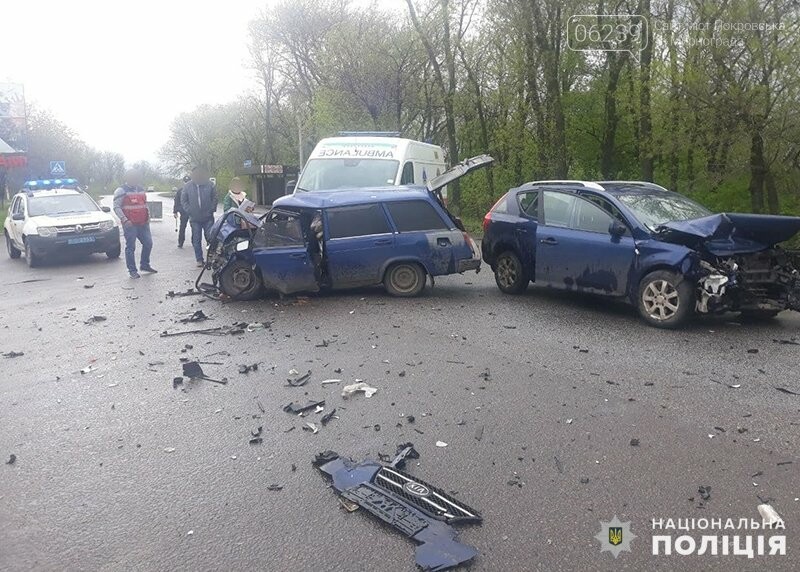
[498,257,518,287]
[642,279,679,321]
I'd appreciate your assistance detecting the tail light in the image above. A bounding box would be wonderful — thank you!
[482,213,491,233]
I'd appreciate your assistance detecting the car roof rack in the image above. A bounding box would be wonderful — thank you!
[595,180,670,192]
[523,180,605,190]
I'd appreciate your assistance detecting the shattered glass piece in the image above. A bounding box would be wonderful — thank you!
[342,382,378,398]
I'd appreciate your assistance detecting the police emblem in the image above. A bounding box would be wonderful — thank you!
[594,516,636,558]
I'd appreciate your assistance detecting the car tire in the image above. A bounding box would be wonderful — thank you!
[106,244,121,259]
[637,270,693,328]
[5,232,21,259]
[219,260,263,300]
[494,251,528,294]
[384,262,426,297]
[24,240,40,268]
[739,310,780,321]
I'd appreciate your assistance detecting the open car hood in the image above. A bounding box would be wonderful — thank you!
[426,154,493,194]
[656,213,800,256]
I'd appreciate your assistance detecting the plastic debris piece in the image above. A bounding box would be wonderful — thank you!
[2,351,24,358]
[321,379,342,385]
[775,386,800,396]
[757,504,783,527]
[182,361,227,384]
[267,484,283,491]
[179,310,209,323]
[283,400,325,415]
[321,408,338,425]
[172,377,184,389]
[342,382,378,398]
[249,437,263,445]
[314,450,481,571]
[436,441,448,448]
[80,365,96,374]
[238,363,259,374]
[303,422,319,434]
[287,370,312,387]
[164,447,176,453]
[6,454,16,465]
[630,438,640,446]
[246,322,271,332]
[85,315,107,324]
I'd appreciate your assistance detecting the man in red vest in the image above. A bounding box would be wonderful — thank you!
[113,169,157,278]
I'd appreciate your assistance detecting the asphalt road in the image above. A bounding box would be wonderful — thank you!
[1,196,799,571]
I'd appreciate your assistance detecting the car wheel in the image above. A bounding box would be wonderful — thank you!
[5,232,21,259]
[106,244,121,259]
[739,310,780,321]
[637,270,693,328]
[494,251,528,294]
[219,260,263,300]
[24,240,40,268]
[384,262,426,297]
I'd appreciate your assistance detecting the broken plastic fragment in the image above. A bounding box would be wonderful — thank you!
[321,379,341,385]
[164,447,176,453]
[2,351,24,358]
[436,441,448,448]
[342,382,378,398]
[287,370,312,387]
[757,504,783,527]
[303,422,319,434]
[321,408,338,425]
[6,454,16,465]
[283,400,325,415]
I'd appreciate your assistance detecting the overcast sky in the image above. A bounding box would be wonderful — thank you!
[0,0,290,164]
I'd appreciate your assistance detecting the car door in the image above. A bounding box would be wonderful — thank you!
[514,190,539,272]
[384,199,458,274]
[536,191,636,295]
[324,203,396,288]
[9,196,25,246]
[252,209,319,295]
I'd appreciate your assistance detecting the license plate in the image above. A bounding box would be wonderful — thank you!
[68,236,96,245]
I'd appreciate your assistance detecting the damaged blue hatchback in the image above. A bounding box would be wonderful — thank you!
[197,157,491,300]
[482,181,800,328]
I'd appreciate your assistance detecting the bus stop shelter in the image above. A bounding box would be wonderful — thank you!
[236,164,299,206]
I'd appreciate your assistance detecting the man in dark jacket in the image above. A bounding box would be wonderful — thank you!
[173,175,190,248]
[113,169,157,278]
[180,165,218,266]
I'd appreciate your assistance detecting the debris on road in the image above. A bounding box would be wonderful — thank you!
[321,408,338,425]
[436,441,448,448]
[166,289,200,298]
[246,321,272,332]
[266,484,283,491]
[84,315,107,324]
[2,351,24,358]
[320,379,341,385]
[389,443,420,470]
[757,504,783,527]
[697,485,712,506]
[6,454,16,465]
[474,425,484,442]
[341,382,378,398]
[164,447,176,453]
[80,365,96,374]
[238,363,260,374]
[287,370,312,387]
[249,426,263,445]
[747,348,759,354]
[314,449,481,571]
[772,338,800,346]
[182,361,227,384]
[303,422,319,434]
[179,310,210,323]
[507,473,524,488]
[160,326,224,337]
[172,377,184,389]
[283,400,325,415]
[630,438,640,446]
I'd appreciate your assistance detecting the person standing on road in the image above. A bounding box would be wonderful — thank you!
[173,175,190,248]
[181,165,218,267]
[222,177,249,211]
[113,169,157,279]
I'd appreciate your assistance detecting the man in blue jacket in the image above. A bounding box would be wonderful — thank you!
[180,166,218,266]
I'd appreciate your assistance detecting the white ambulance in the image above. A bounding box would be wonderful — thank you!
[295,132,447,192]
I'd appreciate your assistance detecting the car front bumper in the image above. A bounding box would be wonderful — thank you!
[27,227,120,256]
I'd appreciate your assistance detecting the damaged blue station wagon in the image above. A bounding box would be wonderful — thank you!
[197,156,491,300]
[482,181,800,328]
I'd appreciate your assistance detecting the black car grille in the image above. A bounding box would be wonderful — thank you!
[373,466,481,524]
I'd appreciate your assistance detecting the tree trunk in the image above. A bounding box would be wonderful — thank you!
[639,0,654,181]
[765,170,779,214]
[600,53,626,179]
[666,0,680,191]
[748,130,766,213]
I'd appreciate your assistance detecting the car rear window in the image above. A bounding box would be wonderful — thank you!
[327,204,392,238]
[385,200,449,232]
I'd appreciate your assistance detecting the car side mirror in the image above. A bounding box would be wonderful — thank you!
[609,220,627,237]
[286,180,297,194]
[101,206,111,213]
[12,212,24,221]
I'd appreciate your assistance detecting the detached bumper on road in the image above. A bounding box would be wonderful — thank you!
[27,227,120,256]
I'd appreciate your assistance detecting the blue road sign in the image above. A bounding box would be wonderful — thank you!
[50,161,66,176]
[243,159,253,168]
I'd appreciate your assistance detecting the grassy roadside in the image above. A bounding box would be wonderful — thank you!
[0,202,8,226]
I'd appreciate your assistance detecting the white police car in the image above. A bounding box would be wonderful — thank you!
[3,179,121,267]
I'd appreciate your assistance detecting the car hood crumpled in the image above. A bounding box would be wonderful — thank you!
[655,213,800,256]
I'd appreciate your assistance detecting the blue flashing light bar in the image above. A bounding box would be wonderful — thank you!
[23,178,80,190]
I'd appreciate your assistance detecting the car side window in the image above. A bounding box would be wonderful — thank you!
[385,200,449,232]
[582,194,629,230]
[11,197,21,215]
[400,162,414,185]
[542,191,577,227]
[327,204,392,239]
[571,197,615,233]
[517,191,538,219]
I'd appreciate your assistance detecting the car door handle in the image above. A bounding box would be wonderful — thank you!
[374,238,392,246]
[539,237,558,245]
